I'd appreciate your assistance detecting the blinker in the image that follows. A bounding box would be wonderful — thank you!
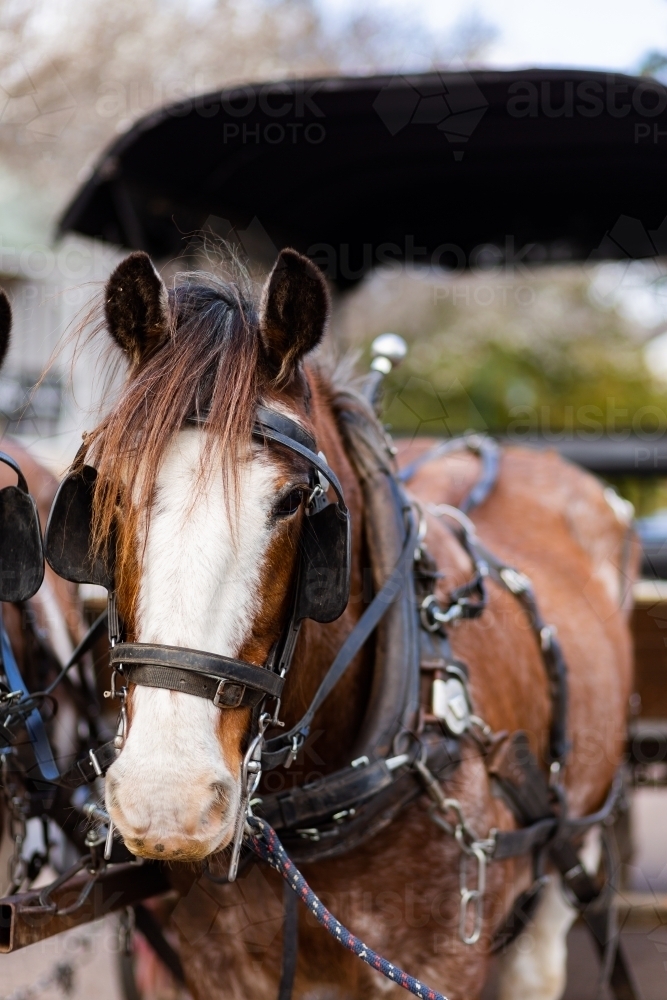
[295,500,350,623]
[44,465,115,590]
[252,406,351,625]
[0,451,44,602]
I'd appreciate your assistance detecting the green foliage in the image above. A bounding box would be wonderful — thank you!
[338,266,664,440]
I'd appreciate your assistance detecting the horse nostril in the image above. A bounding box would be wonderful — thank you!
[210,781,231,811]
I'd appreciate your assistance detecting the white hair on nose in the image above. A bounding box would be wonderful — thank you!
[106,428,282,857]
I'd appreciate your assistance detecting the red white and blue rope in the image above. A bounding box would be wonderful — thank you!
[246,815,449,1000]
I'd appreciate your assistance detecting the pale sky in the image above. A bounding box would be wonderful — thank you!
[321,0,667,72]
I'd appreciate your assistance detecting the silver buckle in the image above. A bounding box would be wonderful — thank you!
[431,676,471,736]
[213,680,245,709]
[88,748,103,777]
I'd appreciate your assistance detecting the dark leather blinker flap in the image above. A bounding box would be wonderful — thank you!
[44,466,115,590]
[295,501,350,623]
[0,486,44,601]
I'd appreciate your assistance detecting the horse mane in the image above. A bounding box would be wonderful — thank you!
[84,268,260,612]
[323,353,395,483]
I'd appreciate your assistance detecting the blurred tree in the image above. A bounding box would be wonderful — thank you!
[335,264,665,443]
[0,0,497,215]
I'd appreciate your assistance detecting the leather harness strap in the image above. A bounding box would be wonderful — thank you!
[254,405,317,452]
[58,740,118,789]
[478,543,570,768]
[191,404,348,511]
[398,434,500,516]
[262,515,418,770]
[110,644,284,709]
[34,415,634,999]
[258,735,460,838]
[490,741,636,998]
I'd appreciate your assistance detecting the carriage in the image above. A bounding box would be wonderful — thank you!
[0,67,666,999]
[60,63,667,786]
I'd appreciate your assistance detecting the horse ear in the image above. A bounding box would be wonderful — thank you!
[259,248,330,383]
[105,251,169,366]
[0,290,11,370]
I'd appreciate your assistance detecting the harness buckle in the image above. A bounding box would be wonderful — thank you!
[213,680,246,709]
[420,594,463,632]
[228,713,270,882]
[499,567,531,595]
[431,675,471,736]
[284,734,302,768]
[88,748,103,778]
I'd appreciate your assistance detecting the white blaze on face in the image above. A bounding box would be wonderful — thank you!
[105,429,281,860]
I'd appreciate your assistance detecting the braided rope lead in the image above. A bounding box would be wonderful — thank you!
[246,816,450,1000]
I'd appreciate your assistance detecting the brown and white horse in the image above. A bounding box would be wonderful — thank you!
[83,249,634,1000]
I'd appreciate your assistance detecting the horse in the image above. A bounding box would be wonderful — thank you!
[77,248,635,1000]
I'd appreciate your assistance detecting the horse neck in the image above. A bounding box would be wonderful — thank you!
[278,372,372,775]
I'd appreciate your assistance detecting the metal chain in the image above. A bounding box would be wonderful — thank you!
[102,660,129,860]
[1,755,29,892]
[414,755,496,946]
[228,711,271,881]
[7,795,28,891]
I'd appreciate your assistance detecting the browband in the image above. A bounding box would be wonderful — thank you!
[110,644,284,709]
[188,404,347,513]
[187,404,317,453]
[254,405,317,453]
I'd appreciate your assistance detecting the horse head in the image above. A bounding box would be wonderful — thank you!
[96,249,338,861]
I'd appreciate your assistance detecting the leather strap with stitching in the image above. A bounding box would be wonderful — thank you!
[58,739,118,788]
[261,515,419,770]
[254,406,317,454]
[110,644,284,708]
[253,424,348,514]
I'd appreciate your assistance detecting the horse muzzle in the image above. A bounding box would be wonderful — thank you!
[105,768,239,861]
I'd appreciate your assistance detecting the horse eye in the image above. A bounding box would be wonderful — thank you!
[274,489,303,517]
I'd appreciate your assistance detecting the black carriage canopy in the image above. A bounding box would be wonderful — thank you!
[59,68,667,287]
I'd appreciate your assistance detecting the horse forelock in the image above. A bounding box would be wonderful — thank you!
[85,274,267,624]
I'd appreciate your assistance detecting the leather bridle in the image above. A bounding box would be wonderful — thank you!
[109,643,285,710]
[108,406,348,700]
[102,406,353,873]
